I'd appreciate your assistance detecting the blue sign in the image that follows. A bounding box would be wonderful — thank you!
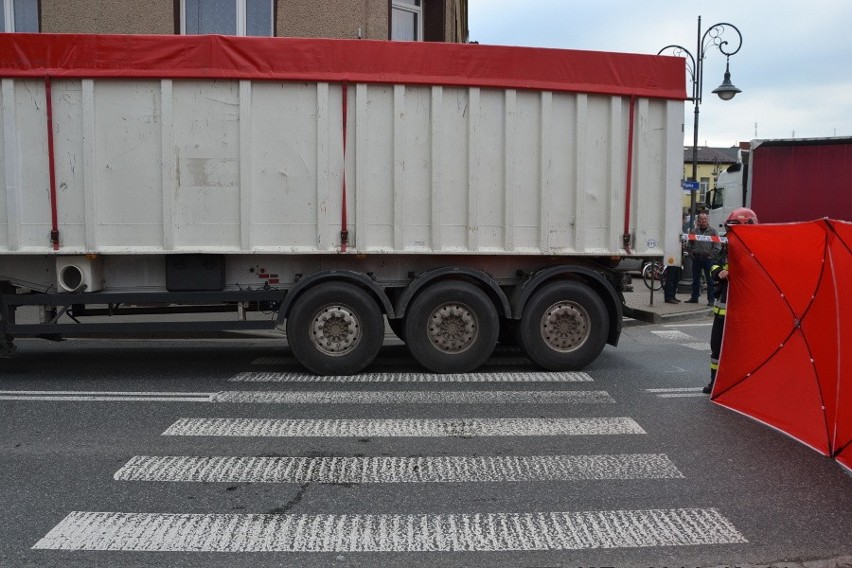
[681,180,700,190]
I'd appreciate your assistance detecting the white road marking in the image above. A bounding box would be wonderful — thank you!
[683,342,710,351]
[646,387,706,399]
[212,390,614,404]
[0,389,611,405]
[231,371,592,383]
[115,453,683,483]
[658,393,709,398]
[162,417,646,438]
[33,508,747,552]
[251,356,534,366]
[0,390,212,402]
[652,330,695,341]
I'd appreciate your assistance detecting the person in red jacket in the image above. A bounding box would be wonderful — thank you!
[704,207,759,394]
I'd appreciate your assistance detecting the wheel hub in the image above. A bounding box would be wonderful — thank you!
[540,301,590,352]
[311,305,359,356]
[428,304,477,353]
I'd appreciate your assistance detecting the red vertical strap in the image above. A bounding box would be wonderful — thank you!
[45,76,60,250]
[622,95,636,254]
[340,82,349,252]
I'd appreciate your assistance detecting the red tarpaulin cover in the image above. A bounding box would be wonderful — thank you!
[0,33,686,100]
[712,219,851,471]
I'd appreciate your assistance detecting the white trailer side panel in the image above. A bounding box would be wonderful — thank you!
[0,35,685,261]
[0,79,682,257]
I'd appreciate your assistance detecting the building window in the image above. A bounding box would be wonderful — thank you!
[392,0,422,41]
[699,177,710,205]
[1,0,39,32]
[182,0,273,36]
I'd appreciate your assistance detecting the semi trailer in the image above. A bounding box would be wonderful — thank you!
[709,137,852,229]
[0,33,685,374]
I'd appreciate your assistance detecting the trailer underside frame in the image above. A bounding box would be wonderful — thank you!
[0,289,285,338]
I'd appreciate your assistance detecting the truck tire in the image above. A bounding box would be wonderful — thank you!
[286,282,384,375]
[404,280,498,373]
[518,281,608,371]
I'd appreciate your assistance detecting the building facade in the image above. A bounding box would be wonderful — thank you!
[2,0,467,42]
[682,146,739,212]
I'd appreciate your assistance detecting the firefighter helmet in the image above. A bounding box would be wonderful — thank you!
[726,207,759,225]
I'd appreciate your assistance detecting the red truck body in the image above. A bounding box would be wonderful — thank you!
[710,137,852,229]
[750,138,852,223]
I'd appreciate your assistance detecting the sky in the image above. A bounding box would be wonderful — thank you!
[468,0,852,148]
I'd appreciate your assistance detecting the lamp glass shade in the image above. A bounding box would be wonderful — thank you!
[712,71,741,101]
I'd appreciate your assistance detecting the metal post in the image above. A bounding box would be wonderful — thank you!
[690,16,702,224]
[691,100,700,223]
[658,16,743,229]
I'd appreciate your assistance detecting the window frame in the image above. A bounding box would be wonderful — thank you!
[180,0,273,36]
[2,0,39,33]
[390,0,423,41]
[699,177,710,205]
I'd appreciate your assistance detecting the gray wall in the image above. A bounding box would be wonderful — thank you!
[39,0,467,41]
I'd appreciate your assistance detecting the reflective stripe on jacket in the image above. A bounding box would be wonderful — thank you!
[711,261,729,313]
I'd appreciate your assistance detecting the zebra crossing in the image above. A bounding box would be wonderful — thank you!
[32,353,747,557]
[114,453,684,483]
[232,369,593,382]
[162,416,647,438]
[35,509,745,553]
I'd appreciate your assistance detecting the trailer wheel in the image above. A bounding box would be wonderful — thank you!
[404,281,498,373]
[518,281,608,371]
[286,282,384,375]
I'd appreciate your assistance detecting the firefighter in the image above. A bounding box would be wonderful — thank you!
[704,207,759,394]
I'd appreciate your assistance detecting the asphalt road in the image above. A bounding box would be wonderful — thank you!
[1,319,850,568]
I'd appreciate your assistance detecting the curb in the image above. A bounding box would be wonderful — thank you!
[623,305,712,325]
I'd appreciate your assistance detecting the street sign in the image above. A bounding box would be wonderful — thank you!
[681,181,700,190]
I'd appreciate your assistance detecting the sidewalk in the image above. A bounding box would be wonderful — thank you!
[622,281,713,325]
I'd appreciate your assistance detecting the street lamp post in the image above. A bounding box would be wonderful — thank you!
[659,16,743,226]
